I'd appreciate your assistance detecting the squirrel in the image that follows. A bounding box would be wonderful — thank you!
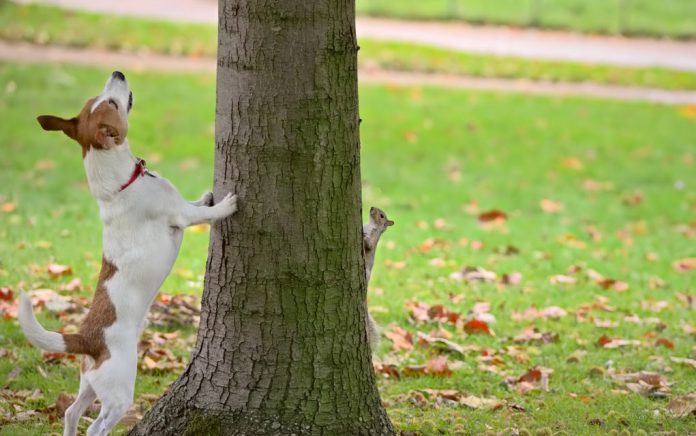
[363,206,394,350]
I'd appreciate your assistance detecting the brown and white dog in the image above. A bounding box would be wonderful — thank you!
[18,71,238,436]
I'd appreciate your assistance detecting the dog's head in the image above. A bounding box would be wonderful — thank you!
[37,71,133,157]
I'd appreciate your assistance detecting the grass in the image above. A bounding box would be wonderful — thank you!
[356,0,696,40]
[2,2,696,91]
[359,39,696,91]
[1,62,695,434]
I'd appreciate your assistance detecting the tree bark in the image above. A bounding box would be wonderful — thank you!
[130,0,394,434]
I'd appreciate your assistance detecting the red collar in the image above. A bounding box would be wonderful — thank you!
[119,159,147,192]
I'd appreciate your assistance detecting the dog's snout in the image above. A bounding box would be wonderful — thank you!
[112,71,126,81]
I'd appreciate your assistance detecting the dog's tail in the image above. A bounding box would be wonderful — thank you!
[18,292,68,353]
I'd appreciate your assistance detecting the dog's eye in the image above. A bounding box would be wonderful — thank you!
[108,99,119,109]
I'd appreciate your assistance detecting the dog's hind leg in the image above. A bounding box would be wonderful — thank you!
[86,399,131,436]
[63,376,96,436]
[85,348,136,436]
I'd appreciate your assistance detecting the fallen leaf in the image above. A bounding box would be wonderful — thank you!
[463,319,494,336]
[1,202,16,213]
[549,274,576,285]
[54,392,74,418]
[598,336,641,349]
[425,355,452,377]
[478,210,507,223]
[35,160,56,171]
[450,266,496,283]
[678,104,696,119]
[47,263,72,278]
[673,258,696,273]
[511,306,567,321]
[416,332,469,355]
[513,327,559,345]
[540,199,563,213]
[518,367,542,383]
[59,278,82,292]
[622,192,643,206]
[403,130,418,143]
[506,367,553,393]
[666,394,696,417]
[501,272,522,285]
[676,293,696,309]
[610,371,671,396]
[459,395,505,410]
[373,361,400,379]
[655,338,675,350]
[384,326,413,352]
[0,287,13,301]
[597,278,629,292]
[42,352,76,363]
[641,300,670,312]
[433,218,446,229]
[670,357,696,370]
[560,157,584,170]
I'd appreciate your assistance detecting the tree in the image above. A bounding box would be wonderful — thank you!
[130,0,394,434]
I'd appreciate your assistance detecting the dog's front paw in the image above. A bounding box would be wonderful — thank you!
[217,192,238,217]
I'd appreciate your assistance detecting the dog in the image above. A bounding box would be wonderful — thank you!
[18,71,238,436]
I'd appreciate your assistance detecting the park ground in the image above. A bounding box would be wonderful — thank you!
[0,2,695,435]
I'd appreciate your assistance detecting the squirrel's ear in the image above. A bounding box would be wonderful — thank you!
[386,219,394,226]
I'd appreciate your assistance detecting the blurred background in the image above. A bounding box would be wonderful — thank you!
[0,1,695,434]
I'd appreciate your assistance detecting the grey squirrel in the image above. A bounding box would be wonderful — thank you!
[363,206,394,349]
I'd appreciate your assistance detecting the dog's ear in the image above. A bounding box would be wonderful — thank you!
[37,115,78,140]
[94,123,122,147]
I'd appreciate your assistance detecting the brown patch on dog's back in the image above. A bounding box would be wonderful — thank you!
[63,257,118,371]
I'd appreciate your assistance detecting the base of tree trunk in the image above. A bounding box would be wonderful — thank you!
[129,381,395,436]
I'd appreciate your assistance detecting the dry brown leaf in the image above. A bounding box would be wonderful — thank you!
[450,266,496,283]
[540,199,563,213]
[58,278,82,292]
[463,319,494,336]
[597,278,629,292]
[0,202,16,213]
[425,355,452,377]
[0,287,13,301]
[54,393,74,418]
[670,357,696,370]
[666,394,696,417]
[478,210,507,223]
[655,338,675,349]
[511,306,567,321]
[384,326,413,352]
[47,263,72,278]
[549,274,576,285]
[673,258,696,273]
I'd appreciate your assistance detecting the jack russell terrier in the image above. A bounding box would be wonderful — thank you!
[18,71,238,436]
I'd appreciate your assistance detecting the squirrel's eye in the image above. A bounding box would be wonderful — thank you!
[380,214,384,219]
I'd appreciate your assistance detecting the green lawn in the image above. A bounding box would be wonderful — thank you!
[357,0,696,39]
[1,62,695,435]
[3,2,696,91]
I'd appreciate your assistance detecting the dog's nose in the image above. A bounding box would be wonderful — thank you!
[112,71,126,81]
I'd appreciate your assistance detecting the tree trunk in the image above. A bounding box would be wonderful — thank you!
[130,0,394,434]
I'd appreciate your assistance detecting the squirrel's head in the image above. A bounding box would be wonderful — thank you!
[369,207,394,229]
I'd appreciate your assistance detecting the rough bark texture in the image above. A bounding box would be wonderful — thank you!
[129,0,394,434]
